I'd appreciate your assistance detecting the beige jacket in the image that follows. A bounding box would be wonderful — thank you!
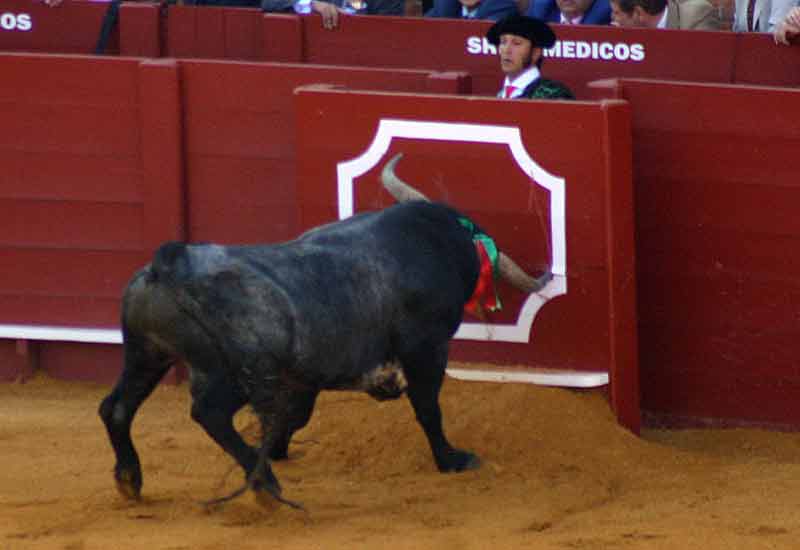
[667,0,722,29]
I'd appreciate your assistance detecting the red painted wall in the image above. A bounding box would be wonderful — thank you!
[5,4,800,98]
[179,59,469,244]
[0,54,177,327]
[0,54,186,382]
[153,7,795,97]
[2,45,799,430]
[0,52,467,383]
[591,78,800,428]
[0,0,118,54]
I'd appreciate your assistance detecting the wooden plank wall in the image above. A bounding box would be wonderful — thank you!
[0,52,466,383]
[591,78,800,427]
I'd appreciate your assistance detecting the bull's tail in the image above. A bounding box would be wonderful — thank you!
[381,153,552,295]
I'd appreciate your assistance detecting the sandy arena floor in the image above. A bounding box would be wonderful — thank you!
[2,368,800,550]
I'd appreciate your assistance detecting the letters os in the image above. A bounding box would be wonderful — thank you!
[1,13,33,32]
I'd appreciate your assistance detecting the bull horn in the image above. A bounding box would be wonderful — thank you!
[498,255,553,293]
[381,153,551,294]
[381,153,429,203]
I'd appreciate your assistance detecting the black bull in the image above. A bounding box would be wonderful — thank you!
[99,155,551,508]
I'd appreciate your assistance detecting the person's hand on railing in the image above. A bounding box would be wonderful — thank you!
[774,6,800,45]
[311,0,343,28]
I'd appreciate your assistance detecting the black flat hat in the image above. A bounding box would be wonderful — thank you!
[486,15,557,48]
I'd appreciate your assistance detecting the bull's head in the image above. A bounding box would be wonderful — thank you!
[381,154,552,294]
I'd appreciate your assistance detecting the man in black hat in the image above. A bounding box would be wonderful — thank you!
[486,15,574,100]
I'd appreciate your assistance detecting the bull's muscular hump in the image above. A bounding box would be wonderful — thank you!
[98,155,548,511]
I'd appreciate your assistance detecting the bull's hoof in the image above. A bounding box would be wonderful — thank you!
[251,479,305,511]
[252,487,283,511]
[437,449,481,473]
[115,469,142,500]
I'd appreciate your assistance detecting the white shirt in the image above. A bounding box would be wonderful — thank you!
[559,12,584,23]
[657,8,669,28]
[461,4,479,17]
[501,66,541,99]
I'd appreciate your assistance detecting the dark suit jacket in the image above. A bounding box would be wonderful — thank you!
[426,0,519,20]
[526,0,612,24]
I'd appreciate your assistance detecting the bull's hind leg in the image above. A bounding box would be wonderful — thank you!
[189,371,257,479]
[245,378,305,509]
[98,336,171,500]
[402,343,480,473]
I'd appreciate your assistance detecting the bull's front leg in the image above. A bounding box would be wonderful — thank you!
[403,344,480,473]
[268,388,319,461]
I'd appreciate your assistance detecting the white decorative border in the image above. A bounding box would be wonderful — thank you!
[0,324,121,344]
[446,367,608,388]
[336,119,566,343]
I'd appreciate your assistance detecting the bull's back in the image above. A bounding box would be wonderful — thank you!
[288,201,479,363]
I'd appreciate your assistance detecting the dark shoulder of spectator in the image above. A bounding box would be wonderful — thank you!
[522,78,575,100]
[426,0,519,20]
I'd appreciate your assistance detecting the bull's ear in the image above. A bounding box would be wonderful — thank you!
[381,153,429,203]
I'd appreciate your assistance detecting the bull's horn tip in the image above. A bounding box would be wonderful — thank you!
[386,152,403,167]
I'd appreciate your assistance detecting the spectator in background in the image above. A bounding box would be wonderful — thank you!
[261,0,348,28]
[527,0,612,24]
[261,0,403,18]
[774,5,800,41]
[426,0,518,20]
[487,14,575,99]
[733,0,794,31]
[610,0,720,28]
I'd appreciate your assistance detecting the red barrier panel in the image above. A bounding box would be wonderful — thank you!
[7,4,799,98]
[166,4,265,60]
[299,17,738,97]
[732,31,800,87]
[0,53,185,382]
[181,59,469,244]
[0,52,466,382]
[119,2,162,58]
[0,0,117,54]
[294,87,639,432]
[165,10,739,98]
[159,8,741,98]
[546,25,736,99]
[591,78,800,428]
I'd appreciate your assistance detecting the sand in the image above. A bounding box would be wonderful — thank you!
[2,368,800,550]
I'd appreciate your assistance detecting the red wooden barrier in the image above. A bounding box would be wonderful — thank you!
[180,59,469,244]
[0,53,185,382]
[590,78,800,428]
[160,8,743,98]
[119,1,163,58]
[547,26,736,99]
[732,31,800,87]
[6,3,800,96]
[298,17,739,97]
[294,87,639,432]
[0,0,117,54]
[0,52,465,382]
[166,4,264,60]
